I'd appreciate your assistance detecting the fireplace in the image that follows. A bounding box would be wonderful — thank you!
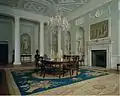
[92,50,106,68]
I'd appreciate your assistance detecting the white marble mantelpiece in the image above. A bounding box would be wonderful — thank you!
[87,38,112,46]
[87,38,112,69]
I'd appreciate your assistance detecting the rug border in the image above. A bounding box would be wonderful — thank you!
[5,69,21,95]
[5,68,111,95]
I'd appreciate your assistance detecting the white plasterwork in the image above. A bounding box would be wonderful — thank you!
[87,39,112,69]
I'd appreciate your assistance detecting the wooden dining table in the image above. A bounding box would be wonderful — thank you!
[41,60,77,78]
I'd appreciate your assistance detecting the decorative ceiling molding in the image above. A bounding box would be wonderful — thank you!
[22,1,47,13]
[0,0,90,16]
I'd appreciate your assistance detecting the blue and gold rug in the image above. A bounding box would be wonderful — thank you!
[11,69,109,95]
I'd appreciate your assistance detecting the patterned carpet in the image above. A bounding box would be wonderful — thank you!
[5,68,114,95]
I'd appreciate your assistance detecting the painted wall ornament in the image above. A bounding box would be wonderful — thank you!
[21,33,31,54]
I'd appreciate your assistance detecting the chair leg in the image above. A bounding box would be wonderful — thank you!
[40,70,42,76]
[59,74,61,78]
[63,71,64,77]
[62,68,65,77]
[59,70,61,78]
[72,70,74,75]
[70,70,72,77]
[76,70,78,76]
[43,71,45,78]
[117,65,118,72]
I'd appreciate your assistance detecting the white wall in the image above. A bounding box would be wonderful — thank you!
[20,20,39,61]
[0,5,49,63]
[0,17,13,63]
[68,0,119,69]
[44,24,50,55]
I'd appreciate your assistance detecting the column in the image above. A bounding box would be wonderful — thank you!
[34,25,39,51]
[57,27,62,58]
[118,18,120,63]
[13,16,21,65]
[40,22,44,56]
[50,30,53,55]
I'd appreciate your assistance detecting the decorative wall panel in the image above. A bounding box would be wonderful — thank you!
[90,20,108,40]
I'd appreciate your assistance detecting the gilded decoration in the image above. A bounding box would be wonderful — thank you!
[90,20,108,40]
[20,33,31,54]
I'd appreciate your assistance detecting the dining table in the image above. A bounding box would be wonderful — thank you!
[41,59,78,78]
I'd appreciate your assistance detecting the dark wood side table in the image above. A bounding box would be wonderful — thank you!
[117,64,120,72]
[20,54,32,63]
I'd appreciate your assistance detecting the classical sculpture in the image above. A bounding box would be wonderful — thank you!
[23,39,28,54]
[21,33,31,54]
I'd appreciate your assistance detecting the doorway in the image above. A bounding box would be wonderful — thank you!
[0,43,8,65]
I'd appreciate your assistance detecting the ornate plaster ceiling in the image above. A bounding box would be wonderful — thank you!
[0,0,90,16]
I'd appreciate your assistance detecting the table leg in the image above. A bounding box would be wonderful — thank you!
[59,64,61,78]
[117,65,118,72]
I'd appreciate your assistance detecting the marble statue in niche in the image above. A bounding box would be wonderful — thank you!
[77,36,82,53]
[64,31,71,54]
[21,33,31,54]
[65,40,69,53]
[76,27,85,55]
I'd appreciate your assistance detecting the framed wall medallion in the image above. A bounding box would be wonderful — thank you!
[90,20,108,40]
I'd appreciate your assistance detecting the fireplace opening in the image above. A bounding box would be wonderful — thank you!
[92,50,106,68]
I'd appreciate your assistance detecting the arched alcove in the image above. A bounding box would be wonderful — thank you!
[64,31,71,54]
[20,33,31,55]
[76,26,85,55]
[51,28,58,56]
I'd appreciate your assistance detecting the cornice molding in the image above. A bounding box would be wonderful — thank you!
[68,0,112,21]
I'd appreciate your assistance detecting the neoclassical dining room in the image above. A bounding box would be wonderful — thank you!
[0,0,119,95]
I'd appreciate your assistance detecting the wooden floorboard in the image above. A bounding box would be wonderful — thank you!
[0,69,9,95]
